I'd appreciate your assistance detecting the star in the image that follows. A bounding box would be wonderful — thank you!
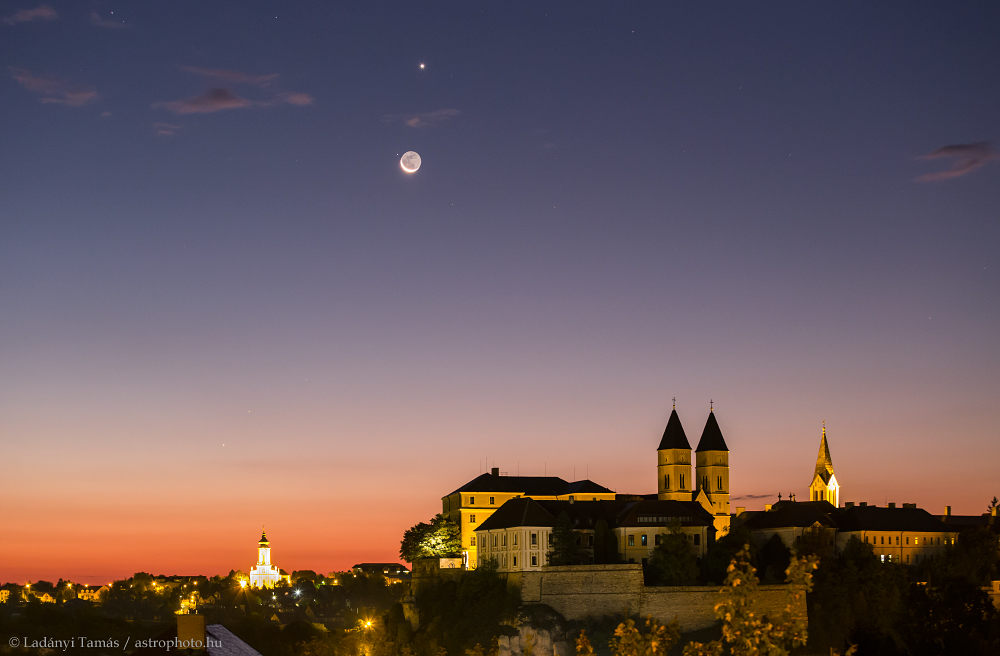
[419,63,425,69]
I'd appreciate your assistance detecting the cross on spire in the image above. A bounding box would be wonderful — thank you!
[672,397,676,409]
[709,399,713,411]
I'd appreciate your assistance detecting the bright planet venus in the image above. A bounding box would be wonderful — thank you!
[400,151,421,173]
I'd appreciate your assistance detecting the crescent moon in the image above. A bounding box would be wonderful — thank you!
[400,151,421,173]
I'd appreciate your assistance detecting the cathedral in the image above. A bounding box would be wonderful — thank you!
[656,403,732,533]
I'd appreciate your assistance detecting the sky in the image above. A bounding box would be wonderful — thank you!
[2,2,998,584]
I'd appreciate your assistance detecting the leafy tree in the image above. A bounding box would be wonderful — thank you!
[646,527,699,585]
[593,519,620,564]
[699,525,756,584]
[928,526,999,585]
[400,514,462,563]
[901,576,999,656]
[758,534,792,583]
[548,512,583,566]
[792,526,835,562]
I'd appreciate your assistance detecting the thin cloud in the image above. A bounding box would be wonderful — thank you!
[384,108,460,128]
[731,494,772,500]
[9,67,97,106]
[152,122,182,136]
[153,88,254,114]
[917,142,997,182]
[2,5,57,25]
[180,66,278,87]
[90,11,130,29]
[279,92,314,106]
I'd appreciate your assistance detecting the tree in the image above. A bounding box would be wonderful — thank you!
[593,519,620,564]
[700,525,756,584]
[400,514,462,563]
[902,576,999,656]
[548,512,583,566]
[758,534,792,583]
[647,527,699,585]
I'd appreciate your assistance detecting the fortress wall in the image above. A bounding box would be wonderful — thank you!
[521,565,805,632]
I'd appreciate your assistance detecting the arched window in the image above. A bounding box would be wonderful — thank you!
[680,474,685,489]
[717,476,723,491]
[665,474,670,490]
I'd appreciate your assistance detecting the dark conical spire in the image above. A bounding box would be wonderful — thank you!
[696,409,729,452]
[657,408,691,450]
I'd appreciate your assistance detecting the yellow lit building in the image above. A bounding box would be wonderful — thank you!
[442,469,616,569]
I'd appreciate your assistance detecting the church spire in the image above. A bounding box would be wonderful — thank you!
[814,422,834,479]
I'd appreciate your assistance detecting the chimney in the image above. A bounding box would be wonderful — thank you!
[736,506,745,515]
[903,503,916,509]
[177,614,206,649]
[845,502,854,508]
[887,503,896,509]
[859,502,867,507]
[491,467,499,476]
[944,506,952,516]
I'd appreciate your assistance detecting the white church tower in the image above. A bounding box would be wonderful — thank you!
[249,528,286,588]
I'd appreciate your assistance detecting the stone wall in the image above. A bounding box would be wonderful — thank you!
[520,564,804,632]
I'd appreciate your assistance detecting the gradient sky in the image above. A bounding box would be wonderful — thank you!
[2,2,999,584]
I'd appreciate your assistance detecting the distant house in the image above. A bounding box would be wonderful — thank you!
[0,590,9,603]
[75,584,109,602]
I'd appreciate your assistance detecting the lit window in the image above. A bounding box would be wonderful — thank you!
[628,535,635,547]
[470,537,476,546]
[641,535,647,546]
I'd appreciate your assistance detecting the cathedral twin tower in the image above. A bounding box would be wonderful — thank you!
[656,404,731,531]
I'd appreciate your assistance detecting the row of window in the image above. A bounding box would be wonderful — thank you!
[626,533,701,547]
[865,534,951,546]
[638,515,694,523]
[494,553,545,569]
[664,474,686,490]
[485,531,545,549]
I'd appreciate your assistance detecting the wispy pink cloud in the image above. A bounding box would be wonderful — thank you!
[90,11,130,29]
[2,5,57,25]
[280,92,314,106]
[153,88,254,114]
[384,108,461,128]
[917,142,998,182]
[180,67,278,87]
[152,122,182,136]
[9,67,98,106]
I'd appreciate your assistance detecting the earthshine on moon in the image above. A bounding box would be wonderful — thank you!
[400,151,421,173]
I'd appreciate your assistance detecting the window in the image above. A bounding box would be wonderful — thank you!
[513,534,518,546]
[588,535,594,546]
[531,533,537,546]
[906,555,909,563]
[502,534,506,547]
[881,536,884,545]
[512,556,517,567]
[895,536,899,545]
[906,537,909,545]
[665,474,670,490]
[693,534,701,545]
[490,496,495,505]
[470,515,476,523]
[717,476,723,491]
[469,496,475,505]
[470,537,476,546]
[493,535,498,547]
[680,474,685,489]
[628,535,635,547]
[531,555,537,566]
[654,534,661,546]
[641,535,647,546]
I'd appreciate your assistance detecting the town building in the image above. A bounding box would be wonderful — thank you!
[475,496,714,573]
[248,529,291,588]
[442,470,616,568]
[75,584,109,602]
